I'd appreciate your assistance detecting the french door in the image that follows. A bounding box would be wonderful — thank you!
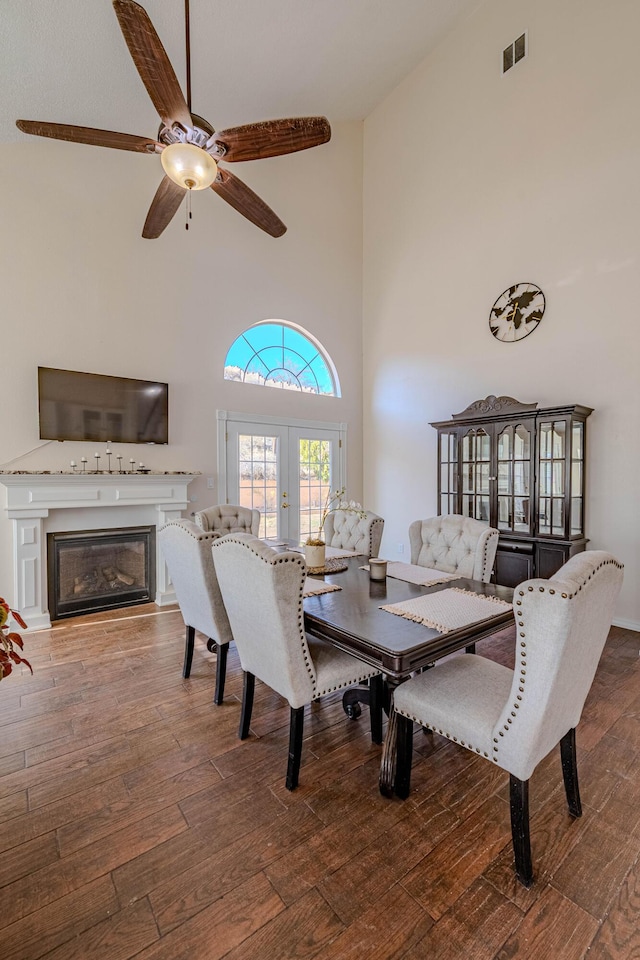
[218,412,345,541]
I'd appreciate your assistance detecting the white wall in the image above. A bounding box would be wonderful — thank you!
[0,121,364,606]
[363,0,640,627]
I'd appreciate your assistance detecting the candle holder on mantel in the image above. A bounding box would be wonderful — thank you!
[93,454,101,473]
[116,455,123,474]
[129,459,136,474]
[105,447,113,473]
[80,458,87,473]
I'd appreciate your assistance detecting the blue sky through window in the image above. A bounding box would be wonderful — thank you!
[224,322,338,396]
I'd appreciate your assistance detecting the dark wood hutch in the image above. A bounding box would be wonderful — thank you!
[430,395,592,587]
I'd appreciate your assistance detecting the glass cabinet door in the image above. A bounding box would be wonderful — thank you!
[538,420,567,536]
[439,430,458,515]
[570,422,584,536]
[461,428,491,522]
[497,422,533,535]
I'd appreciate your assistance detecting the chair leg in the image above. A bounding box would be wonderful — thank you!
[213,642,229,705]
[286,705,305,791]
[510,774,533,887]
[369,675,384,745]
[183,625,195,678]
[239,672,255,740]
[394,714,414,800]
[560,727,582,818]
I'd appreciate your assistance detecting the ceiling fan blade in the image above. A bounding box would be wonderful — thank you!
[211,169,286,237]
[142,176,186,239]
[212,117,331,162]
[113,0,192,131]
[16,120,161,153]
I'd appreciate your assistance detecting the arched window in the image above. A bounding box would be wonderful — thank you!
[224,321,340,397]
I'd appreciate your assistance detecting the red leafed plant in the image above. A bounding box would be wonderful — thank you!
[0,597,32,682]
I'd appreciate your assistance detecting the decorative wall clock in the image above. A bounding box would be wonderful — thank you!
[489,283,545,342]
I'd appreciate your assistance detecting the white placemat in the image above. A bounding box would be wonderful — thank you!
[359,561,458,586]
[380,587,512,634]
[324,546,363,559]
[303,579,342,597]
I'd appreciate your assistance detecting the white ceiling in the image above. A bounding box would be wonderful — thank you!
[2,0,481,144]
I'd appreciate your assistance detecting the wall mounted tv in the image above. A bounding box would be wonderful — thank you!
[38,367,169,444]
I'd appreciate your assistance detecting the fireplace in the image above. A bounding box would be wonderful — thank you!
[47,526,155,620]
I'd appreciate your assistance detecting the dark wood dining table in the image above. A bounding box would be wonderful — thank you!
[298,553,514,796]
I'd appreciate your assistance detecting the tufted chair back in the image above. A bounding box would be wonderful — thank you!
[391,550,624,886]
[158,519,234,701]
[323,510,384,558]
[212,532,383,790]
[212,534,318,708]
[408,515,499,582]
[194,504,260,537]
[493,551,624,781]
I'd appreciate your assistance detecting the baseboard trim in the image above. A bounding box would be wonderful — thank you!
[612,616,640,634]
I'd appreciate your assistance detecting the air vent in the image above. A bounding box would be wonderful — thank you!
[502,32,527,74]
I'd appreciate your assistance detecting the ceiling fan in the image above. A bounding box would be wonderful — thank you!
[16,0,331,239]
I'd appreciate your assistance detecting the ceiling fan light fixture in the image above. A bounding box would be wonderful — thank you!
[160,142,218,190]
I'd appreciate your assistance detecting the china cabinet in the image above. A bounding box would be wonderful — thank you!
[430,395,592,587]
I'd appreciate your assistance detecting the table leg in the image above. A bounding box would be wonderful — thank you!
[379,709,397,796]
[379,678,401,797]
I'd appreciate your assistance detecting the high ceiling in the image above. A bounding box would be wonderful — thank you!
[2,0,481,145]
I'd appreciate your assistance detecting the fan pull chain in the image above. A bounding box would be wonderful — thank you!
[185,188,192,230]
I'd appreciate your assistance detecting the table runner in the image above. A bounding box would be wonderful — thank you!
[380,587,512,634]
[360,561,458,586]
[303,579,342,597]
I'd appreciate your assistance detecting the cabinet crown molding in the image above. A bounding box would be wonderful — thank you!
[452,395,538,420]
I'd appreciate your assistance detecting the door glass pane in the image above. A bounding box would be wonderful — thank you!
[514,497,529,531]
[462,494,473,517]
[572,423,583,461]
[552,462,565,496]
[441,463,449,491]
[498,496,512,530]
[552,498,564,535]
[571,498,583,535]
[477,496,490,522]
[539,497,551,534]
[463,463,474,494]
[540,462,551,497]
[498,462,512,495]
[497,426,512,461]
[478,431,490,460]
[514,425,530,460]
[514,461,529,497]
[298,438,332,541]
[476,463,490,494]
[462,433,473,461]
[553,422,566,458]
[539,423,552,459]
[571,461,582,496]
[239,434,278,538]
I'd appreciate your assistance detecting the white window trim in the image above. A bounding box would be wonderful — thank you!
[216,410,347,504]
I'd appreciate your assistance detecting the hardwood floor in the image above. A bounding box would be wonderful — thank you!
[1,605,639,959]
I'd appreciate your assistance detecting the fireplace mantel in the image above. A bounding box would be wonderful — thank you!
[1,473,195,629]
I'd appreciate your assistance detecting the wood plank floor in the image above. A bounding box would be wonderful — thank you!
[1,604,638,959]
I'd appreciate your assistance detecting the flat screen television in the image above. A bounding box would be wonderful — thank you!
[38,367,169,444]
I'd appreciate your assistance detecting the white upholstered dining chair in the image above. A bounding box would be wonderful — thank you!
[322,510,384,558]
[409,515,499,583]
[158,519,234,703]
[391,550,624,886]
[212,533,384,790]
[194,503,260,537]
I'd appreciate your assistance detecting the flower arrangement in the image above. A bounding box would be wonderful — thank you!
[305,487,367,546]
[0,598,32,682]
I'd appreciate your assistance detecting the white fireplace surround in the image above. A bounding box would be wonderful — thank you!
[1,473,195,630]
